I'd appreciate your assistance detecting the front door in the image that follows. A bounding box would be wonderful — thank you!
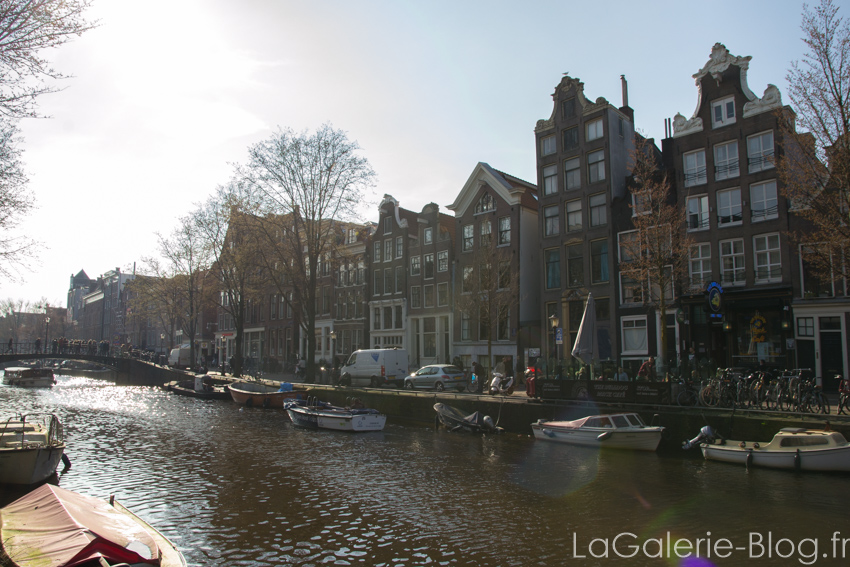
[820,316,844,391]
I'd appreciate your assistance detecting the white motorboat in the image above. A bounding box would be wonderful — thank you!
[687,426,850,472]
[285,399,386,432]
[0,484,186,567]
[531,413,664,451]
[3,367,55,387]
[0,414,67,485]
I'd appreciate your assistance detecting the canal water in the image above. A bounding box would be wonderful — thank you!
[3,374,850,566]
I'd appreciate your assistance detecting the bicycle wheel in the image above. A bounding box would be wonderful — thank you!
[818,392,831,415]
[700,384,718,407]
[677,388,698,407]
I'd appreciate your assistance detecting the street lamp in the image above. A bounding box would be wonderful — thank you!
[549,314,559,377]
[44,317,50,354]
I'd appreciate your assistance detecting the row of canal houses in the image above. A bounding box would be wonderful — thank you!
[219,43,849,386]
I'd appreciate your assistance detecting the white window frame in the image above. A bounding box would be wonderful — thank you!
[462,224,473,251]
[711,96,736,128]
[498,216,511,245]
[410,255,421,276]
[565,157,581,191]
[754,233,781,283]
[541,135,556,156]
[748,130,775,173]
[384,239,392,262]
[689,243,712,290]
[717,187,742,227]
[543,164,558,196]
[618,230,639,263]
[687,195,710,231]
[437,250,448,272]
[586,118,603,141]
[750,180,778,222]
[720,238,746,287]
[684,149,707,187]
[621,315,648,355]
[714,140,739,181]
[424,227,433,244]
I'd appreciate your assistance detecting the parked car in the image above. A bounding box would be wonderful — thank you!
[404,364,467,392]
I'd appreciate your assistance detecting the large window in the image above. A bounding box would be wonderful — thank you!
[566,199,582,232]
[543,165,558,196]
[720,238,745,286]
[541,135,556,156]
[498,216,511,245]
[384,268,392,295]
[687,195,710,231]
[395,266,403,293]
[563,127,578,151]
[411,286,421,308]
[396,236,403,258]
[750,180,778,222]
[544,205,559,237]
[748,131,774,173]
[424,253,434,279]
[588,150,605,183]
[586,118,603,141]
[480,220,492,246]
[462,266,474,293]
[461,312,471,341]
[562,98,576,118]
[714,140,739,180]
[590,193,606,227]
[620,272,642,304]
[373,241,381,263]
[544,248,561,290]
[373,269,381,296]
[717,188,742,226]
[621,316,648,353]
[684,149,707,187]
[566,244,583,288]
[711,96,735,128]
[618,230,639,263]
[689,243,712,289]
[410,255,421,276]
[754,233,781,283]
[384,239,392,262]
[590,239,609,283]
[565,157,581,190]
[462,224,473,251]
[423,284,434,308]
[437,282,448,306]
[437,250,448,272]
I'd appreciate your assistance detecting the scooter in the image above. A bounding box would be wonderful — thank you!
[488,373,515,396]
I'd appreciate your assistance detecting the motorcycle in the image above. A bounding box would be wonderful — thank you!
[488,373,515,396]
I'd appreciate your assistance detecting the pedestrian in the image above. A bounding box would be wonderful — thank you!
[637,356,656,381]
[472,361,484,393]
[6,338,11,353]
[617,367,629,381]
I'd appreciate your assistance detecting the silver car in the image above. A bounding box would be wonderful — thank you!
[404,364,467,392]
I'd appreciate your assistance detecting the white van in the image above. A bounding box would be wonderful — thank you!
[339,348,409,388]
[167,345,192,369]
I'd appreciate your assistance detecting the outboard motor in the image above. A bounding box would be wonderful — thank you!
[682,425,717,450]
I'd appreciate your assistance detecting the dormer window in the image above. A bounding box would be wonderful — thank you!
[711,96,736,129]
[424,227,433,244]
[383,217,392,234]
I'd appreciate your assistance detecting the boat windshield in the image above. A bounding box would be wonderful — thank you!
[584,417,613,428]
[611,415,630,428]
[624,414,646,427]
[779,436,829,448]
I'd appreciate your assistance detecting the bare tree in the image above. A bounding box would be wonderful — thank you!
[452,242,521,383]
[779,0,850,288]
[0,0,97,119]
[0,119,34,280]
[242,124,375,381]
[125,269,182,354]
[619,136,693,372]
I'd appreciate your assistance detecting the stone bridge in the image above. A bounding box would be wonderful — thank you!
[0,354,187,385]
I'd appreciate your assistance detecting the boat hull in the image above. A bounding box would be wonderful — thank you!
[165,380,230,400]
[227,382,302,408]
[287,406,386,432]
[0,445,65,484]
[702,444,850,472]
[531,424,662,451]
[2,368,55,388]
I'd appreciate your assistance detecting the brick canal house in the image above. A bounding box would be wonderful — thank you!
[447,162,540,376]
[534,74,637,378]
[662,43,804,379]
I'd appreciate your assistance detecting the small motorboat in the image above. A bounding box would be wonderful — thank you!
[227,380,304,408]
[164,375,230,400]
[684,425,850,472]
[285,398,387,432]
[0,414,67,485]
[3,367,56,387]
[0,484,186,567]
[433,403,502,434]
[531,413,664,451]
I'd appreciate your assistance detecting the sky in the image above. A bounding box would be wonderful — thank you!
[2,0,812,307]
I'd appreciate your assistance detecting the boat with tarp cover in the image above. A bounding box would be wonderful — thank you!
[0,483,186,567]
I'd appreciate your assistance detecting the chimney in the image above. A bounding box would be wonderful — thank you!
[619,75,634,121]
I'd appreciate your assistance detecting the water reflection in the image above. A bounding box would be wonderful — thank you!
[2,375,850,566]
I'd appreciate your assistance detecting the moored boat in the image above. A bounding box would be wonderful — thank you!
[0,413,67,485]
[0,483,186,567]
[531,413,664,451]
[164,375,230,400]
[227,380,304,408]
[2,367,55,387]
[684,426,850,472]
[285,398,387,432]
[433,403,502,434]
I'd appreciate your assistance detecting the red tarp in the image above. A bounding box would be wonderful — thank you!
[0,484,161,567]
